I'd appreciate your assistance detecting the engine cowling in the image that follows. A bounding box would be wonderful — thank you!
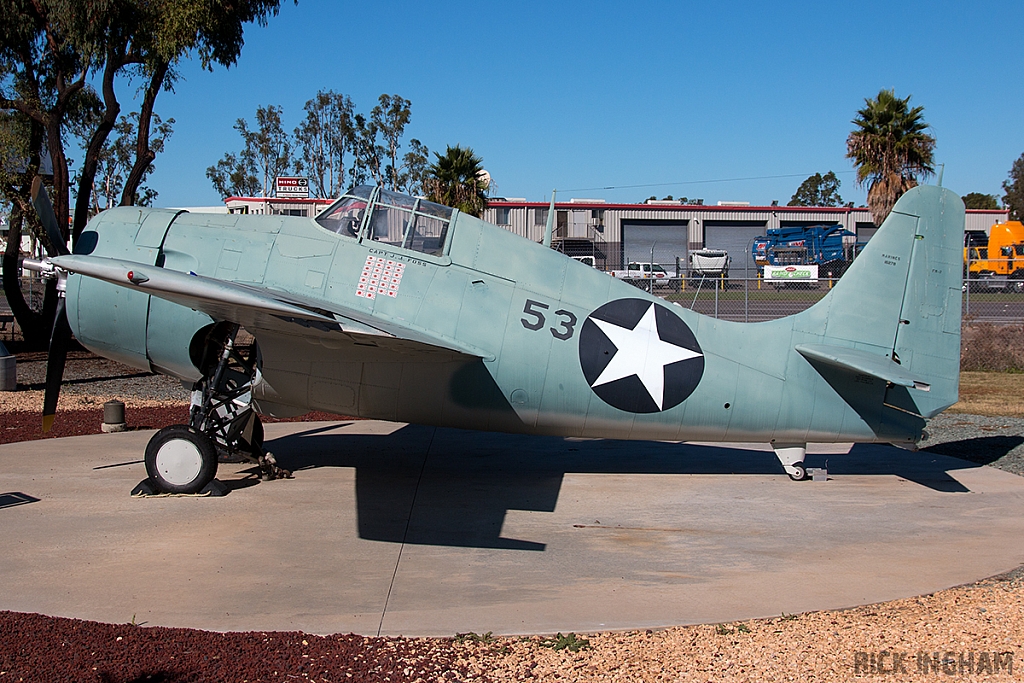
[66,207,214,382]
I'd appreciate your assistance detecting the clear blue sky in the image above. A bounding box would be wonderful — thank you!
[140,0,1024,208]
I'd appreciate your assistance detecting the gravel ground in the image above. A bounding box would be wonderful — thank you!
[2,352,1023,682]
[922,413,1024,477]
[4,350,190,412]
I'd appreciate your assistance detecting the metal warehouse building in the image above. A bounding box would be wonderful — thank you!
[218,193,1008,275]
[481,198,1008,274]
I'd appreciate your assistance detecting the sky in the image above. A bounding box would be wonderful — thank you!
[129,0,1024,208]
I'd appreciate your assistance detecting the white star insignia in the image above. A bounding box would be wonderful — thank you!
[590,303,703,410]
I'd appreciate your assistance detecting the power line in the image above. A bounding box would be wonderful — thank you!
[558,170,856,194]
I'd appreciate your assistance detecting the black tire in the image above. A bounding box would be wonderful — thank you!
[145,425,218,494]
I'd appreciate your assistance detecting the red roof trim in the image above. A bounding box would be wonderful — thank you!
[486,201,1006,216]
[487,201,866,212]
[225,196,334,204]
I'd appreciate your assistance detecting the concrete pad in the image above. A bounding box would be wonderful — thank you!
[2,420,1024,637]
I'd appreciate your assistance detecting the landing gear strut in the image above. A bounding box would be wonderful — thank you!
[772,442,808,481]
[143,323,291,494]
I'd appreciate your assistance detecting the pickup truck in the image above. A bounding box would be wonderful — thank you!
[609,262,670,283]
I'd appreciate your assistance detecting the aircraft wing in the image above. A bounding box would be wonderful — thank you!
[795,343,930,390]
[51,254,489,359]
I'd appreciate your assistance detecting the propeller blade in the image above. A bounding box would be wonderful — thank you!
[42,298,71,433]
[31,176,69,257]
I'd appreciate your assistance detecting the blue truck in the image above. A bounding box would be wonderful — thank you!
[752,224,858,278]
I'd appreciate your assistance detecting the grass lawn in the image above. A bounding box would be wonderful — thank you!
[951,371,1024,417]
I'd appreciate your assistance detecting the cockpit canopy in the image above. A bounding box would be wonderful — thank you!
[316,186,454,257]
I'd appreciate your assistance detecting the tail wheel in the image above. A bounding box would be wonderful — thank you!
[786,462,808,481]
[145,425,218,494]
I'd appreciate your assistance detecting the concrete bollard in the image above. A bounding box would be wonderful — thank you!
[102,400,127,433]
[0,340,15,392]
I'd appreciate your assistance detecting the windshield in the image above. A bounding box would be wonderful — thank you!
[369,189,454,256]
[316,186,373,237]
[317,186,454,256]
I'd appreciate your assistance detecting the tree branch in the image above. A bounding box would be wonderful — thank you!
[73,45,125,242]
[121,60,168,206]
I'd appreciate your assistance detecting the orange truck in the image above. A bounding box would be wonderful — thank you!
[965,220,1024,291]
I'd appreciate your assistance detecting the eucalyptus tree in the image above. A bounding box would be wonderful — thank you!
[208,104,296,198]
[0,108,55,346]
[86,111,173,211]
[0,0,288,346]
[294,90,355,198]
[238,104,294,197]
[401,138,430,196]
[846,89,935,226]
[350,94,428,193]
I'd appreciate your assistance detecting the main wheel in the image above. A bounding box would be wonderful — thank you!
[145,425,218,494]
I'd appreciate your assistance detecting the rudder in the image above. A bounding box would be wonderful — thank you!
[887,186,964,417]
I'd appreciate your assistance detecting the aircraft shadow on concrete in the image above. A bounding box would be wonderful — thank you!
[0,492,40,510]
[265,424,1007,551]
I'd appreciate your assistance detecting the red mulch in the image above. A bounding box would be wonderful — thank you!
[0,407,356,446]
[0,407,459,683]
[0,611,475,683]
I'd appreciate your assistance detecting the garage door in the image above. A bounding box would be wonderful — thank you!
[621,220,689,273]
[703,222,767,277]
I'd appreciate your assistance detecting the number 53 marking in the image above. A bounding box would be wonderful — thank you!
[521,299,578,340]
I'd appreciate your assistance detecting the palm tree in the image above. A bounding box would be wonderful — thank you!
[846,89,936,226]
[424,145,490,217]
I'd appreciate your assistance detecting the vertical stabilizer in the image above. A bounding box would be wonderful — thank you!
[887,187,964,417]
[796,186,964,419]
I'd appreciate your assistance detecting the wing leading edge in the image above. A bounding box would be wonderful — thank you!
[50,254,491,360]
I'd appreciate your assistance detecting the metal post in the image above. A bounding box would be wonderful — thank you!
[651,241,657,295]
[744,236,757,323]
[965,249,970,317]
[714,281,719,319]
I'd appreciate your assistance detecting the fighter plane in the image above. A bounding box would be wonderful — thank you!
[23,179,965,493]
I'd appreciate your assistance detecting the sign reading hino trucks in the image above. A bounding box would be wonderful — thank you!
[276,176,309,198]
[764,264,818,281]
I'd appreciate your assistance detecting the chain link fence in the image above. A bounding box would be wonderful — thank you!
[0,269,47,342]
[613,271,1024,324]
[3,260,1022,343]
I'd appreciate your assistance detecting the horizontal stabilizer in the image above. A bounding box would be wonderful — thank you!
[795,344,930,391]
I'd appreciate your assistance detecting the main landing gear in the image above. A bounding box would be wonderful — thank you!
[772,442,809,481]
[143,323,291,494]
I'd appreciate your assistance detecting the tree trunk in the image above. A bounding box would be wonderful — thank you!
[43,115,71,254]
[121,61,168,206]
[73,49,123,243]
[2,205,53,349]
[868,174,917,228]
